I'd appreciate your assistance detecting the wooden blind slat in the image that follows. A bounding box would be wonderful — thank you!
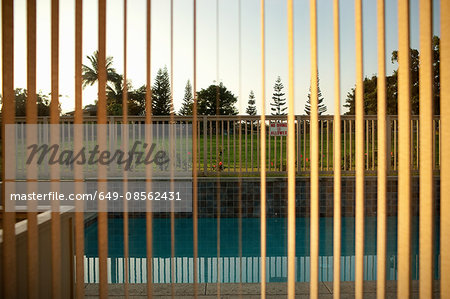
[193,0,199,297]
[287,0,296,298]
[74,0,85,297]
[238,2,244,295]
[145,0,154,297]
[397,0,412,297]
[50,0,62,297]
[260,0,267,298]
[332,0,341,298]
[170,0,176,294]
[97,0,108,298]
[26,0,39,297]
[215,1,222,296]
[418,0,434,297]
[440,0,450,296]
[376,0,387,298]
[309,0,319,298]
[355,0,365,297]
[2,0,16,297]
[122,0,130,297]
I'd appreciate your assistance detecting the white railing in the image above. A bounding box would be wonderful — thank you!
[83,254,415,284]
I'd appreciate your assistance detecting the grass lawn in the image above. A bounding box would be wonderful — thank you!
[0,125,439,177]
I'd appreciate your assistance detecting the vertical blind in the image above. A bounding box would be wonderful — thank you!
[1,0,449,298]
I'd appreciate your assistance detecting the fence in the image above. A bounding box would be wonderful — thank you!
[6,115,441,176]
[84,254,396,284]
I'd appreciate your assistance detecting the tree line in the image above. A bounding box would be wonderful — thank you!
[344,36,440,115]
[1,36,441,116]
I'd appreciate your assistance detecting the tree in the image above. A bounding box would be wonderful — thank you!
[305,76,327,115]
[105,74,128,115]
[82,51,147,115]
[344,35,440,115]
[391,48,420,114]
[1,88,54,116]
[270,76,287,115]
[196,82,238,115]
[344,75,384,115]
[246,90,257,115]
[105,74,147,116]
[129,85,147,115]
[152,66,173,115]
[179,80,194,115]
[82,50,120,89]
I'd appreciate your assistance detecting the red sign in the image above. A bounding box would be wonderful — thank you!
[269,123,288,136]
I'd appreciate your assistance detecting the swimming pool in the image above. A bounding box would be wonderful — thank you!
[84,216,439,283]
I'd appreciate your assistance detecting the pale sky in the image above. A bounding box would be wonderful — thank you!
[1,0,441,114]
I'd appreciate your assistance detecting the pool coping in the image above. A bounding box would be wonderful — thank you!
[84,280,440,298]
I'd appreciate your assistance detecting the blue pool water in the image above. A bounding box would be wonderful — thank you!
[84,217,440,283]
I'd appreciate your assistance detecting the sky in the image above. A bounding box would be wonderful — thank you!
[1,0,442,115]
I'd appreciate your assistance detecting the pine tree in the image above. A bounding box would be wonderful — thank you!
[152,66,173,115]
[270,76,287,115]
[246,90,257,115]
[305,76,327,115]
[179,80,194,115]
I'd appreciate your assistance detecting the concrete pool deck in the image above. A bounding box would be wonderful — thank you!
[84,280,440,298]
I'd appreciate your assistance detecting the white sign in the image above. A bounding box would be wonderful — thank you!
[269,122,288,136]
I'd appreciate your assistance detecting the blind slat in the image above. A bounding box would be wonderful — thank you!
[260,0,267,297]
[376,0,387,298]
[397,0,412,297]
[440,0,450,296]
[333,0,342,297]
[26,0,39,297]
[418,0,434,297]
[309,0,319,298]
[355,0,365,297]
[97,0,108,298]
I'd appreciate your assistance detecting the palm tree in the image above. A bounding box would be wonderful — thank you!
[82,51,146,115]
[82,50,120,88]
[105,74,126,115]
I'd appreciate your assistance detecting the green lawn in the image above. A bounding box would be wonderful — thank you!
[194,129,438,173]
[0,126,440,177]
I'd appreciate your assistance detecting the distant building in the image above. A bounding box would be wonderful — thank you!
[64,104,97,117]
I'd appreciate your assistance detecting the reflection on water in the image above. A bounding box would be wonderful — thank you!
[84,217,439,283]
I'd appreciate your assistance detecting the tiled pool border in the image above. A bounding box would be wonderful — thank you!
[103,176,439,218]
